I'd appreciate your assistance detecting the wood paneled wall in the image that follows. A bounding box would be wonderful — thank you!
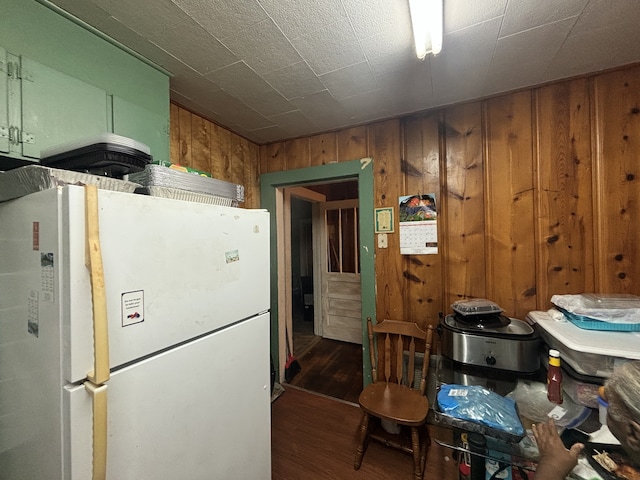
[170,63,640,324]
[169,103,261,208]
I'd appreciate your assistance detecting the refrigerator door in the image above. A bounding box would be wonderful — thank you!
[60,185,270,383]
[65,313,272,479]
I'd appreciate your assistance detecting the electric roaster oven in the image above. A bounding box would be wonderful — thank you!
[440,299,541,375]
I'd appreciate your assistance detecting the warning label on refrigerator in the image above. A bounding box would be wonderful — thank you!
[121,290,144,327]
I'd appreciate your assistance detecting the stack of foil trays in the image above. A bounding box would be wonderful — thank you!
[127,164,244,207]
[0,165,140,203]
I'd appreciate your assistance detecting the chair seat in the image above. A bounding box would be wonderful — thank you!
[358,382,429,426]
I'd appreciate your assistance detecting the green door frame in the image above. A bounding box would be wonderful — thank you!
[260,157,376,386]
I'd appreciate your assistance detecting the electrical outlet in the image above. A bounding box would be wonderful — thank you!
[377,233,388,249]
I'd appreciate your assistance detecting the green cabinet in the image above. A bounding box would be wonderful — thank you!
[0,51,109,168]
[1,0,170,171]
[111,95,169,162]
[21,56,109,159]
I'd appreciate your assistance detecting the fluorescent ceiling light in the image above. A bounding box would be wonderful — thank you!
[409,0,443,59]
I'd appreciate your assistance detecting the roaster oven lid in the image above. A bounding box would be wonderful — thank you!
[452,298,503,316]
[443,314,535,336]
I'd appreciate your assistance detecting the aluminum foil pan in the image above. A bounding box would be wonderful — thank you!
[0,165,140,202]
[138,186,238,207]
[127,165,244,203]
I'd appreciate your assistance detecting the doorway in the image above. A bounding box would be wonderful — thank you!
[260,158,376,391]
[285,184,363,402]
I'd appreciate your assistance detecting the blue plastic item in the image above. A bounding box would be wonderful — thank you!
[436,384,525,437]
[556,307,640,332]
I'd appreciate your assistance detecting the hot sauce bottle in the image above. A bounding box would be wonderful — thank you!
[547,349,563,404]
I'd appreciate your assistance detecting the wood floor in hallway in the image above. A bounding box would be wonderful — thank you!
[271,386,459,480]
[287,337,363,404]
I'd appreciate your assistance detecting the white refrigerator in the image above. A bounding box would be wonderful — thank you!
[0,185,272,479]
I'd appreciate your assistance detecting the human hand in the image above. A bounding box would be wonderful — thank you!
[532,418,584,480]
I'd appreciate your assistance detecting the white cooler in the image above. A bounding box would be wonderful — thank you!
[527,310,640,379]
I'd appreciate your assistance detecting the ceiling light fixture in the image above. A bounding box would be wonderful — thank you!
[408,0,443,60]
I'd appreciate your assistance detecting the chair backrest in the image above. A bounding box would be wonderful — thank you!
[366,317,434,395]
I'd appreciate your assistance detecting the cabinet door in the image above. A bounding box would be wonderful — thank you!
[111,95,169,162]
[20,56,108,159]
[0,47,8,154]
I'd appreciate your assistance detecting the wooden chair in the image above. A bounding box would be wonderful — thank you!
[354,317,434,480]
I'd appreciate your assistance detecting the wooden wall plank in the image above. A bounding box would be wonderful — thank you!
[243,141,260,209]
[442,102,486,310]
[369,119,404,321]
[210,124,227,180]
[337,126,368,161]
[593,65,640,293]
[178,108,192,166]
[261,142,286,173]
[484,92,537,318]
[169,103,180,164]
[285,138,311,170]
[310,132,337,165]
[190,115,211,173]
[535,79,594,306]
[230,136,247,185]
[402,113,442,328]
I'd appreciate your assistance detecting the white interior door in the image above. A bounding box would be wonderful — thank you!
[318,200,361,344]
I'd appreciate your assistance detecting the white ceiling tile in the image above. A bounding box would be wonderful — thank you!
[488,17,575,89]
[204,61,275,102]
[261,61,326,100]
[319,62,378,100]
[290,90,351,129]
[342,0,411,40]
[247,91,295,117]
[221,19,302,75]
[95,0,191,37]
[149,19,238,74]
[258,0,348,40]
[360,28,415,76]
[444,0,507,32]
[171,0,268,40]
[499,0,587,37]
[268,110,315,137]
[291,19,367,75]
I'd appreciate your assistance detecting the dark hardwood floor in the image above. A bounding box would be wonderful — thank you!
[288,337,363,404]
[271,385,459,480]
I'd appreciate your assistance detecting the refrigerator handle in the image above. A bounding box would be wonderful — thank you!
[85,382,108,480]
[85,185,111,385]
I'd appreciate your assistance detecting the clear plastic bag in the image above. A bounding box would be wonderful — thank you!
[551,294,640,324]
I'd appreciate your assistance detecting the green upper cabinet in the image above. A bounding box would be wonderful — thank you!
[20,56,108,159]
[0,47,9,154]
[111,95,169,163]
[0,0,170,170]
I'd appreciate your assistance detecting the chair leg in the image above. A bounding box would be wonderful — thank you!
[354,412,370,470]
[411,426,423,480]
[419,425,430,477]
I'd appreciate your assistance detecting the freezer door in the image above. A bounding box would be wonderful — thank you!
[65,313,271,479]
[61,185,270,383]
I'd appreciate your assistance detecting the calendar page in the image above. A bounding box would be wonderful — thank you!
[399,194,438,255]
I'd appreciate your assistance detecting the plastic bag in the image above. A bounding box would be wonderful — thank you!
[437,384,524,436]
[551,294,640,324]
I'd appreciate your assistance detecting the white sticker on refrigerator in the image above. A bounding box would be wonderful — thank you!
[27,290,39,337]
[40,252,55,302]
[225,249,240,263]
[121,290,144,327]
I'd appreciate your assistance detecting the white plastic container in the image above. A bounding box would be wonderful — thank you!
[527,310,640,378]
